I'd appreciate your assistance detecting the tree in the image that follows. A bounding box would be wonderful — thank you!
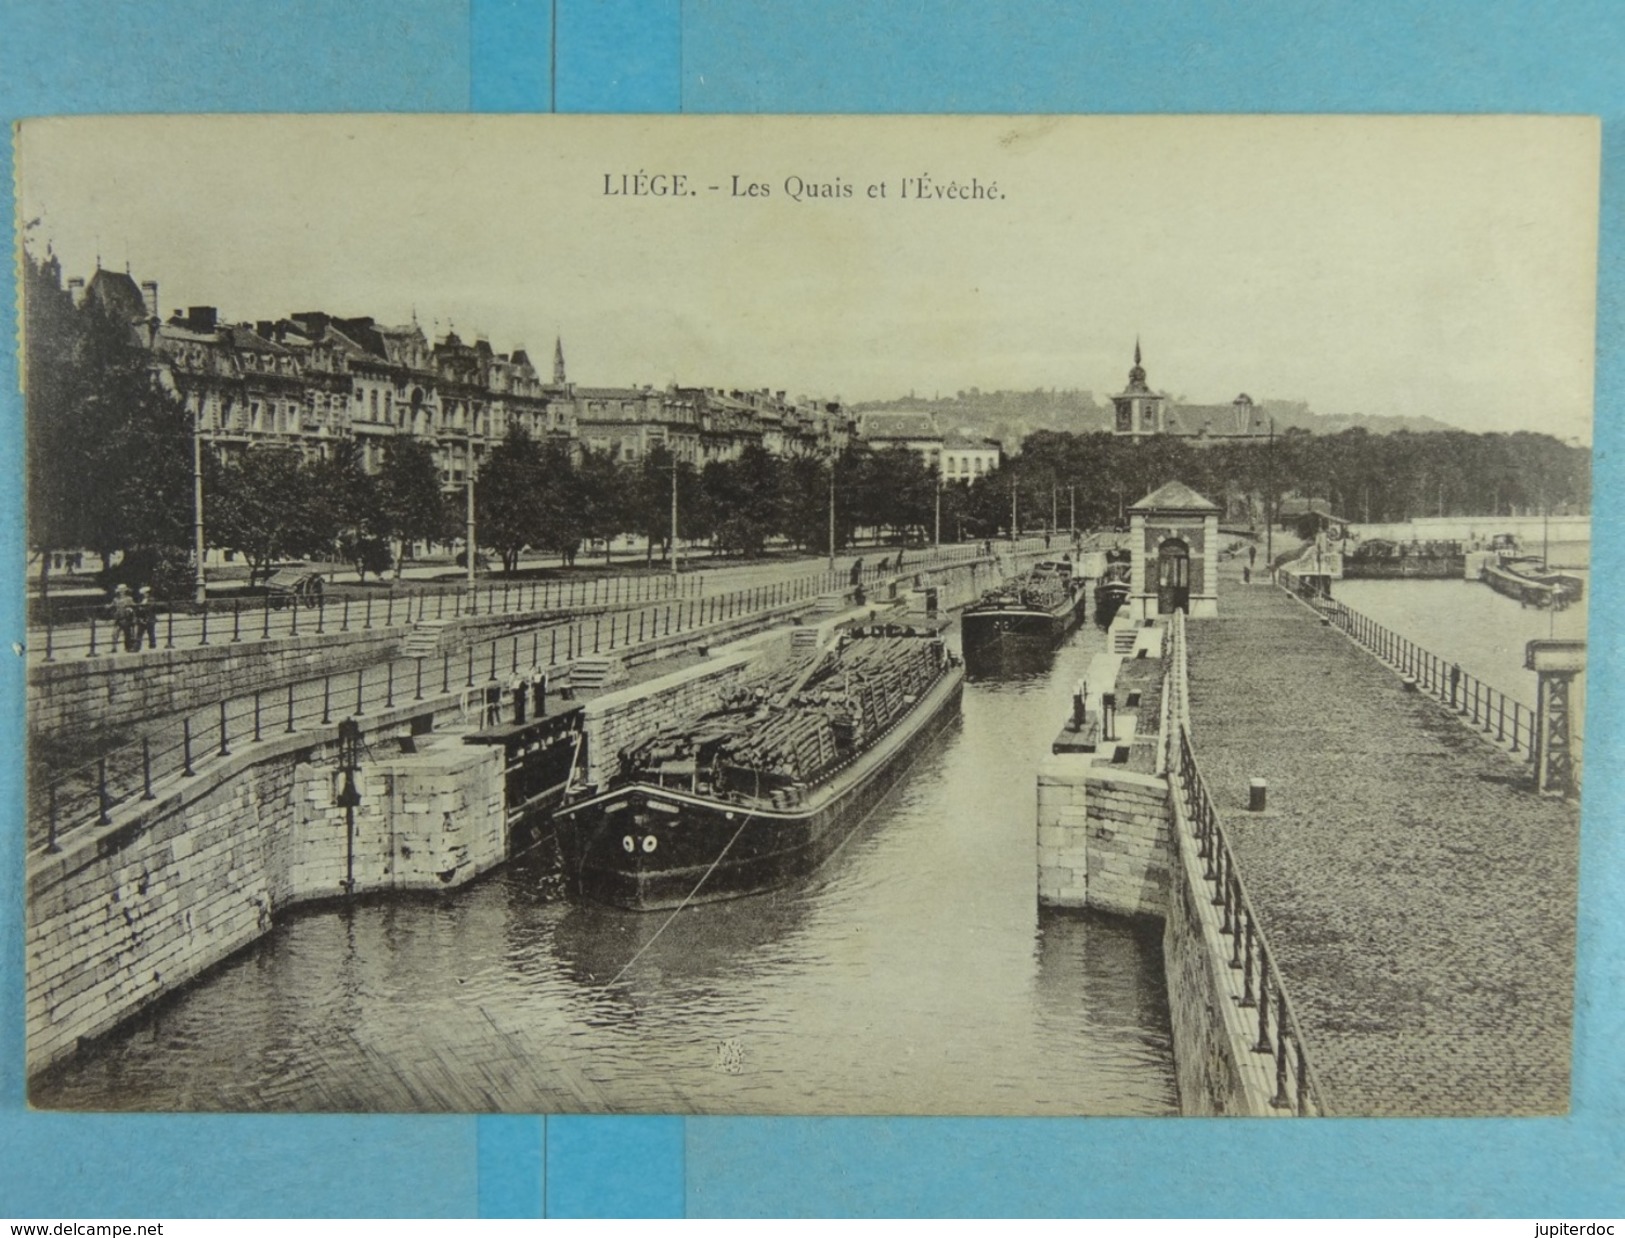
[475,426,546,573]
[702,444,782,556]
[310,437,389,581]
[377,437,452,578]
[207,447,316,585]
[534,441,591,564]
[23,241,194,595]
[576,449,629,565]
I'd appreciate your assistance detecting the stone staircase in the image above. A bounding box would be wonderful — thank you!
[402,621,449,659]
[568,656,625,692]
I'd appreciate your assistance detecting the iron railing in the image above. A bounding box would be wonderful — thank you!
[1166,610,1325,1116]
[1282,582,1538,763]
[27,539,1027,662]
[29,545,1045,857]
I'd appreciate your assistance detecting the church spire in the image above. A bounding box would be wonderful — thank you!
[1128,337,1147,391]
[553,335,567,384]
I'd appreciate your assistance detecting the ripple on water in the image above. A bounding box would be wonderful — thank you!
[33,620,1178,1116]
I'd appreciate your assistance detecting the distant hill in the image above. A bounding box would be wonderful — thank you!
[851,388,1459,448]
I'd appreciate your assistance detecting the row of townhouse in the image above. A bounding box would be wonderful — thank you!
[75,267,857,489]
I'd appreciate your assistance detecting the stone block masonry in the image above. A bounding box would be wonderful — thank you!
[1037,759,1171,919]
[26,698,505,1079]
[30,626,403,738]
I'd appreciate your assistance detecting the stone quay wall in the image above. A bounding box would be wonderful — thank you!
[1160,824,1278,1117]
[26,697,503,1078]
[29,627,403,738]
[1036,759,1171,918]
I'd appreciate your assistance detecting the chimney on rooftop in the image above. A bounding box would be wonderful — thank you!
[187,306,218,334]
[140,280,160,319]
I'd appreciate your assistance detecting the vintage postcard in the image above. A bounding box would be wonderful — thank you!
[16,114,1596,1115]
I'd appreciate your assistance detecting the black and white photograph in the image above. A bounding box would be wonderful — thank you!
[18,114,1596,1116]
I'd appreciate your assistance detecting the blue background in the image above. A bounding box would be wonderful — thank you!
[1,0,1620,1218]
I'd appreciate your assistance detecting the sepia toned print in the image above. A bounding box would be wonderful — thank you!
[17,115,1594,1114]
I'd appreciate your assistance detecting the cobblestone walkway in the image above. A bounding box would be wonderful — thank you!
[1184,564,1578,1115]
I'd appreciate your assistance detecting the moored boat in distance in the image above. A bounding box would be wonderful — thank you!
[961,558,1087,660]
[552,620,964,911]
[1094,548,1132,628]
[1480,556,1584,610]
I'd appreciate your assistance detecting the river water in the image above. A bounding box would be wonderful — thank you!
[1333,540,1588,711]
[34,619,1179,1116]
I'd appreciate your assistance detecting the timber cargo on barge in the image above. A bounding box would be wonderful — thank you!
[961,558,1086,659]
[553,621,964,911]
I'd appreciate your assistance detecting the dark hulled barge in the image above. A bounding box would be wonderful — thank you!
[961,559,1087,659]
[1094,548,1132,627]
[553,621,964,910]
[1481,557,1584,610]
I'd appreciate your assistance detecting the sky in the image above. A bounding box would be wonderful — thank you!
[14,114,1601,442]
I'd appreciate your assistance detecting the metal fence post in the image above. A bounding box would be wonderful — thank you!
[142,736,155,799]
[182,717,195,776]
[287,682,297,733]
[290,595,299,637]
[356,668,365,715]
[322,675,332,725]
[262,600,272,640]
[219,699,230,756]
[47,784,60,853]
[253,690,263,741]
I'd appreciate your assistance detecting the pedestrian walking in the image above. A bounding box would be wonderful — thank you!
[1248,544,1257,567]
[1242,565,1251,585]
[849,557,863,588]
[110,584,136,652]
[137,586,159,649]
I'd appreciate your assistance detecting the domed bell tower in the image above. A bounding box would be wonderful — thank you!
[1112,339,1166,438]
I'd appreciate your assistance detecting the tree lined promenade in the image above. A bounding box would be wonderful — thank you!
[25,244,1590,617]
[29,539,1054,852]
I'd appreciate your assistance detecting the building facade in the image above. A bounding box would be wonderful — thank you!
[74,266,857,492]
[1110,341,1273,445]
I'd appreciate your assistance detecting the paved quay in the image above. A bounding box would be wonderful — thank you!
[1183,563,1579,1115]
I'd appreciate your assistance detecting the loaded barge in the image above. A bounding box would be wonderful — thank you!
[553,620,964,910]
[961,559,1087,659]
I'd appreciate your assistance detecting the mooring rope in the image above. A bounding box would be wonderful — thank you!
[600,807,757,990]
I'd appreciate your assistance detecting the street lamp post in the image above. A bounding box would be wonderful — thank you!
[670,447,680,580]
[934,473,942,548]
[827,450,837,571]
[193,406,207,605]
[465,434,477,609]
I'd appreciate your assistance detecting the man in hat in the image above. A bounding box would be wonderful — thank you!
[137,586,159,650]
[110,584,135,652]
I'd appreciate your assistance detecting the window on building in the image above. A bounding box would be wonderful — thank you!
[974,458,985,474]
